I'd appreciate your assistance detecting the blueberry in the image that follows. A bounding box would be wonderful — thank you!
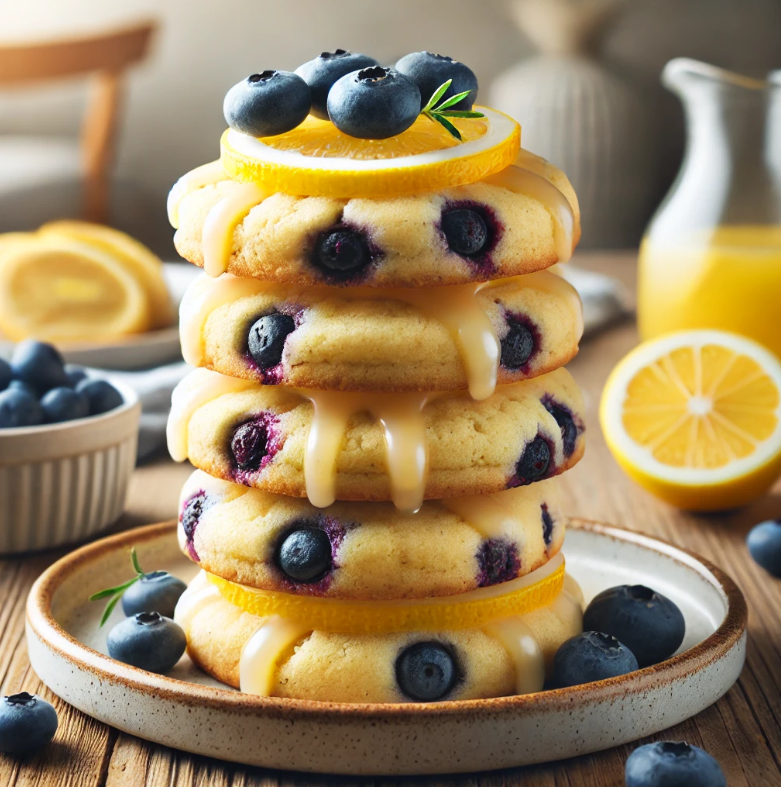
[76,379,123,416]
[583,585,685,668]
[395,51,478,110]
[541,504,554,546]
[248,313,295,369]
[0,389,43,429]
[625,741,726,787]
[544,401,579,457]
[11,339,69,394]
[315,228,371,275]
[276,526,332,582]
[327,66,420,140]
[501,319,535,369]
[747,520,781,577]
[224,71,311,137]
[0,358,11,391]
[231,420,269,471]
[180,491,209,560]
[477,538,520,586]
[107,611,186,673]
[7,379,36,398]
[515,436,551,484]
[0,692,58,755]
[441,208,489,257]
[65,366,89,387]
[40,387,89,424]
[295,49,379,120]
[395,641,458,701]
[122,571,188,618]
[553,631,639,687]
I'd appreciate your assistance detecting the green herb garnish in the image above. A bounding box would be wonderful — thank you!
[89,547,145,627]
[420,80,485,141]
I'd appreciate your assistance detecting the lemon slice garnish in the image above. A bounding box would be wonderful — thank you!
[601,330,781,510]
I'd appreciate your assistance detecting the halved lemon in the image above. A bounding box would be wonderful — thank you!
[601,330,781,510]
[220,107,520,198]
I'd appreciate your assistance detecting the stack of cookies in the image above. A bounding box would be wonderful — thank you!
[167,54,586,703]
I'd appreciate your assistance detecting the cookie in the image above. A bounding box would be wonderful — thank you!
[174,569,583,703]
[178,470,565,600]
[180,269,582,393]
[168,367,585,506]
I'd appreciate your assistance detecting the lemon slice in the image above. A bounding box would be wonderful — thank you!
[220,107,520,198]
[601,330,781,510]
[0,236,151,342]
[40,221,174,329]
[207,554,565,634]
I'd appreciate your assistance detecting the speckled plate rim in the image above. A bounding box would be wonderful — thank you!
[26,518,747,721]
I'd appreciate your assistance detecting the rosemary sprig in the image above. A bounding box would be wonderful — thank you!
[420,79,485,141]
[89,547,145,627]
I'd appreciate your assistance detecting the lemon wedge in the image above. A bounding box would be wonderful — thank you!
[601,330,781,510]
[220,107,520,198]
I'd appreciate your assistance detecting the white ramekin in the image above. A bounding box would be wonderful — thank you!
[0,381,140,554]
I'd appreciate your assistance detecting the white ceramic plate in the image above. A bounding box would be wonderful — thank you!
[26,519,746,775]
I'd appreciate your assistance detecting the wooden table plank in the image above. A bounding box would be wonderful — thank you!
[1,253,780,785]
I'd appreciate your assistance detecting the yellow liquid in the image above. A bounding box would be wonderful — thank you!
[638,226,781,358]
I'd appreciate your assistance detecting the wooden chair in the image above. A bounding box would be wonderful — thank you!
[0,21,156,225]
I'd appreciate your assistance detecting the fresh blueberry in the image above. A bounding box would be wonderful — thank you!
[11,339,70,394]
[544,401,579,457]
[501,319,535,369]
[224,71,311,137]
[0,389,43,429]
[121,571,188,618]
[441,208,489,257]
[583,585,685,668]
[295,49,379,120]
[65,366,89,388]
[747,520,781,578]
[40,387,89,424]
[553,631,639,687]
[231,420,269,471]
[395,641,458,701]
[395,51,478,110]
[0,358,11,391]
[625,741,726,787]
[327,66,420,140]
[75,379,123,416]
[248,313,295,369]
[107,611,186,673]
[7,379,36,398]
[0,692,58,755]
[515,436,551,484]
[315,228,371,275]
[276,526,332,582]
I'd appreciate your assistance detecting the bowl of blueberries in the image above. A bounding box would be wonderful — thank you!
[0,339,140,553]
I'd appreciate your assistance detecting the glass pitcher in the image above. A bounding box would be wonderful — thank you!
[637,58,781,357]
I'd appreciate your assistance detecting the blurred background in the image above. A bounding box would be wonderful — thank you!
[1,0,780,255]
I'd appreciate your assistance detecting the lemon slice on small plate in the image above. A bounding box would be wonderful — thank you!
[601,330,781,510]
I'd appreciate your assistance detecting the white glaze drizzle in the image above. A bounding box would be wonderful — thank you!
[483,616,546,694]
[167,160,225,229]
[173,572,223,633]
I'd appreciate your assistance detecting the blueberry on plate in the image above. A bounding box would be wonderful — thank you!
[441,208,489,257]
[625,741,726,787]
[121,571,188,619]
[7,379,36,398]
[0,692,58,755]
[224,70,311,138]
[248,313,296,369]
[76,379,123,416]
[747,519,781,578]
[583,584,685,668]
[65,366,89,388]
[295,49,379,120]
[0,358,11,391]
[0,389,43,429]
[395,51,478,110]
[314,228,372,275]
[40,387,89,424]
[107,611,186,673]
[327,66,420,139]
[11,339,70,394]
[553,631,639,687]
[395,641,458,701]
[276,526,332,582]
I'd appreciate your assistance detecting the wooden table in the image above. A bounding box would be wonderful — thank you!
[2,254,780,786]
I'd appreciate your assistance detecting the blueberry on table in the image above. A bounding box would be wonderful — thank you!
[248,313,295,369]
[295,49,379,119]
[276,526,332,583]
[40,387,89,424]
[224,70,311,137]
[395,51,478,110]
[395,641,458,701]
[0,358,11,391]
[625,741,726,787]
[0,692,58,755]
[121,571,188,619]
[327,66,420,140]
[553,631,639,687]
[583,585,685,668]
[65,366,89,388]
[0,389,43,429]
[76,379,124,416]
[11,339,70,394]
[315,228,372,275]
[441,208,489,257]
[747,520,781,578]
[107,611,186,673]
